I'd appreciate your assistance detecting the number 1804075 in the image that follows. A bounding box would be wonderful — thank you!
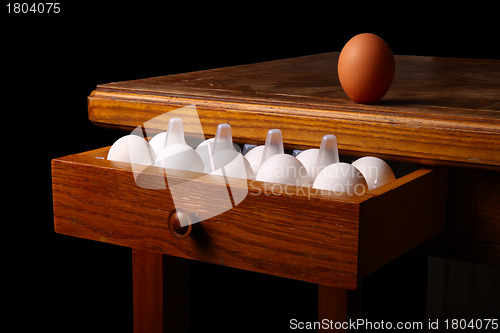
[6,3,61,14]
[443,318,498,330]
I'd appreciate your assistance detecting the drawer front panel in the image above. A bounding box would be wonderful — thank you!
[52,149,361,289]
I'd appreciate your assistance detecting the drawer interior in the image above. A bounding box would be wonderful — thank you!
[52,146,446,289]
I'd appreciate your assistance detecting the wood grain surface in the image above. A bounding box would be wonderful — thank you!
[132,250,188,333]
[88,53,500,167]
[52,147,446,289]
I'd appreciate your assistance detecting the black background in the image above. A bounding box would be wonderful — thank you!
[3,1,498,332]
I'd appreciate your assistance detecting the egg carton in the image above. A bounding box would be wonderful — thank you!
[107,118,396,194]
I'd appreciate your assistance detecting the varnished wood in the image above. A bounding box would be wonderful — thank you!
[318,285,348,332]
[88,53,500,167]
[133,250,164,333]
[132,250,188,333]
[52,146,446,290]
[358,167,447,276]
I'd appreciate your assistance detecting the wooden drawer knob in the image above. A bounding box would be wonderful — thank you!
[168,210,192,239]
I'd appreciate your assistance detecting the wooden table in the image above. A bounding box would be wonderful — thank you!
[53,53,500,331]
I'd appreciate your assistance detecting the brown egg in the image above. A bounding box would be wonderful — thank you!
[338,33,395,104]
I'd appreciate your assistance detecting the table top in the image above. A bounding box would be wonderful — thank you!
[89,52,500,167]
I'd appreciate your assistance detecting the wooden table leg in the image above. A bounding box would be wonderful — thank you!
[318,285,348,332]
[132,249,188,333]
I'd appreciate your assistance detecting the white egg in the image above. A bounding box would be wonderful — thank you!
[296,135,339,182]
[296,148,319,182]
[244,145,265,175]
[148,132,168,157]
[196,138,241,153]
[313,162,368,195]
[155,143,204,173]
[207,150,254,179]
[196,123,241,172]
[244,129,284,175]
[196,138,241,170]
[352,156,395,190]
[107,134,156,166]
[256,154,309,186]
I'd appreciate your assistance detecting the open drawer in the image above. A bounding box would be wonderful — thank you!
[52,146,446,290]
